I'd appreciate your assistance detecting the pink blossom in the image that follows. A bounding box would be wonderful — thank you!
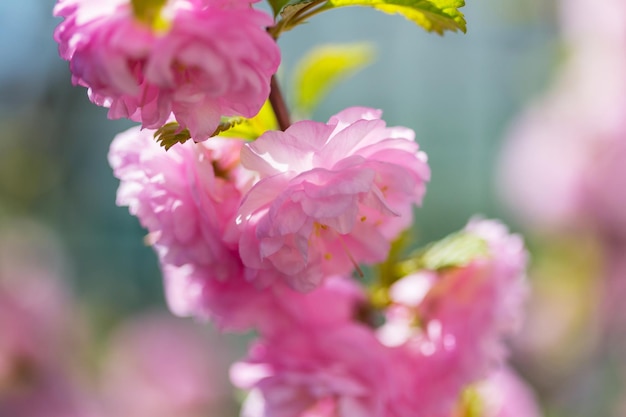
[232,324,393,417]
[231,219,528,417]
[497,50,626,233]
[165,260,363,332]
[579,125,626,239]
[498,0,626,236]
[0,222,103,417]
[54,0,280,141]
[378,218,528,417]
[473,367,542,417]
[237,107,430,291]
[0,221,77,389]
[109,125,261,328]
[109,127,365,330]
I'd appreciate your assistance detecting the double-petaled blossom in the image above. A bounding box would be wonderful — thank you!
[109,125,366,332]
[230,274,385,417]
[237,107,430,291]
[378,218,528,417]
[109,125,261,329]
[54,0,280,141]
[232,324,393,417]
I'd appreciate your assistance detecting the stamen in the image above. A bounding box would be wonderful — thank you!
[336,232,364,278]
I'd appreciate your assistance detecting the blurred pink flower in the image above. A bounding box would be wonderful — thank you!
[474,367,542,417]
[498,0,626,237]
[230,275,378,417]
[0,221,102,417]
[99,313,237,417]
[232,323,393,417]
[54,0,280,141]
[579,127,626,239]
[237,107,430,291]
[165,260,364,332]
[378,219,528,417]
[0,222,77,391]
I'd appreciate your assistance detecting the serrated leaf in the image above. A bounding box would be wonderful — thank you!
[154,122,192,150]
[325,0,466,35]
[268,0,293,17]
[268,0,330,37]
[399,231,489,274]
[280,0,317,22]
[154,112,271,150]
[292,43,376,117]
[218,100,278,140]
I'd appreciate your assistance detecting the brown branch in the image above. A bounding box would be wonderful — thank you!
[269,75,291,131]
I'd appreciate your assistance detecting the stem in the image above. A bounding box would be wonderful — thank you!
[269,75,291,131]
[268,0,327,39]
[288,3,330,29]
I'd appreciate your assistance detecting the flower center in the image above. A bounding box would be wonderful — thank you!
[131,0,171,31]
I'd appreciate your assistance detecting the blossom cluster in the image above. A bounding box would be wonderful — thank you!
[106,106,533,415]
[0,223,536,417]
[54,0,538,415]
[109,106,430,325]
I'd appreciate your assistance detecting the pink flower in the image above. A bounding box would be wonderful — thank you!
[109,125,262,328]
[109,124,252,271]
[109,127,364,331]
[472,367,542,417]
[228,276,378,417]
[54,0,280,141]
[580,126,626,239]
[497,0,626,236]
[378,218,528,417]
[0,222,103,417]
[165,260,363,332]
[237,107,430,291]
[231,221,528,417]
[231,324,393,417]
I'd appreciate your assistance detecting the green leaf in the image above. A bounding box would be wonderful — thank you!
[154,122,191,150]
[268,0,293,17]
[292,43,376,117]
[278,0,322,22]
[218,100,278,140]
[324,0,466,35]
[398,231,489,274]
[154,111,272,150]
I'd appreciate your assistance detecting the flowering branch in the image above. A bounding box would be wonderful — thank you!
[51,1,540,416]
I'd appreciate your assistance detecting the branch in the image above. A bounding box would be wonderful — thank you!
[269,75,291,131]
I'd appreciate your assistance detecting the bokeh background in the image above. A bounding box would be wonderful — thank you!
[2,0,624,416]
